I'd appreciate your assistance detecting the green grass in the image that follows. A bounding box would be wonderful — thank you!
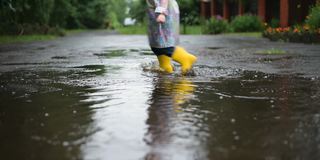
[224,32,262,38]
[117,25,203,35]
[180,25,202,35]
[117,25,147,34]
[256,48,287,55]
[0,35,57,44]
[0,29,96,44]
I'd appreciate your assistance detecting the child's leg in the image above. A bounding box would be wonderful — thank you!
[172,46,197,74]
[151,47,175,73]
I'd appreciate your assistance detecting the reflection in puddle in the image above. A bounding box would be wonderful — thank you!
[0,70,96,160]
[0,57,320,160]
[145,77,207,160]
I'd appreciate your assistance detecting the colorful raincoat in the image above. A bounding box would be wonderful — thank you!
[146,0,180,48]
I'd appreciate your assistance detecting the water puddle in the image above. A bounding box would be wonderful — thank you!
[0,51,319,160]
[1,62,57,66]
[51,56,68,59]
[207,47,224,50]
[73,65,106,75]
[139,49,154,55]
[36,47,46,50]
[93,49,127,58]
[129,48,154,55]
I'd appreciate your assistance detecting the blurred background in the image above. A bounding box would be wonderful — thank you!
[0,0,200,36]
[0,0,319,43]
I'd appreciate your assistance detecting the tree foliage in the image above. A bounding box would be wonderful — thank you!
[179,0,200,25]
[0,0,128,35]
[128,0,146,24]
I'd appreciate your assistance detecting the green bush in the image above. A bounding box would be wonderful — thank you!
[270,18,280,28]
[231,15,263,32]
[306,3,320,29]
[202,17,229,34]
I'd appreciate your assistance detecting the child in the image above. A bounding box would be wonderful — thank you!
[146,0,197,74]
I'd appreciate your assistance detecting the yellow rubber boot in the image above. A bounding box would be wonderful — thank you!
[157,55,174,73]
[172,46,197,74]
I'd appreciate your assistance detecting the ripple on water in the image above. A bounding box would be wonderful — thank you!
[141,67,319,157]
[1,53,320,160]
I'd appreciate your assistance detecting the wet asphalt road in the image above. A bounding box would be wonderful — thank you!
[0,31,320,160]
[0,31,319,76]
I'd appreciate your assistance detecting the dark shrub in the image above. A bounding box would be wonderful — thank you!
[202,16,229,34]
[231,15,263,32]
[270,18,280,28]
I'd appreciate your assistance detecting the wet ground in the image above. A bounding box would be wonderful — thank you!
[0,31,320,160]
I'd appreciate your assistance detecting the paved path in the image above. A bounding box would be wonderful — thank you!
[1,31,319,77]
